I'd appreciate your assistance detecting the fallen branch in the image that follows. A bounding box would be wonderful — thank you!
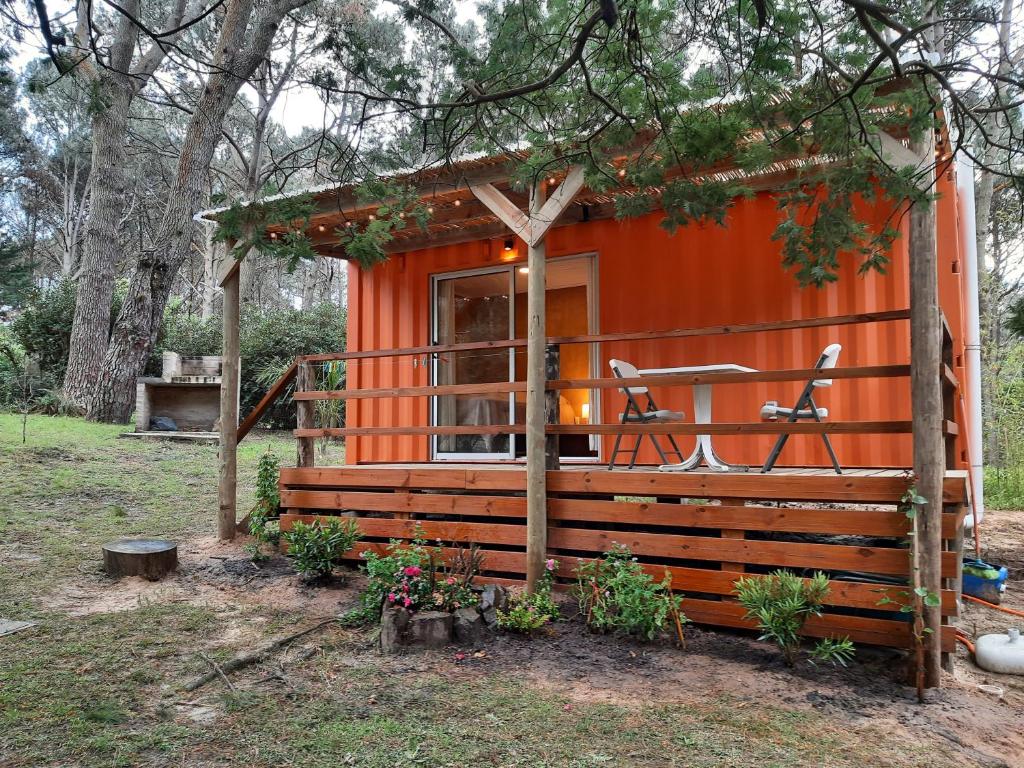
[198,652,236,692]
[181,618,338,692]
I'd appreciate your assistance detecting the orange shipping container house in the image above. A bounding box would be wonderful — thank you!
[202,127,979,666]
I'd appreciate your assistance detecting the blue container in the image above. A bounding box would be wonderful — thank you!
[962,558,1009,604]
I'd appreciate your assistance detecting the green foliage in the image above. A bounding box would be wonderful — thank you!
[0,237,32,307]
[153,303,346,429]
[282,517,362,580]
[574,545,685,641]
[360,536,480,620]
[734,570,853,667]
[497,559,560,634]
[337,180,432,268]
[212,193,318,271]
[246,451,281,562]
[314,361,346,457]
[0,325,27,407]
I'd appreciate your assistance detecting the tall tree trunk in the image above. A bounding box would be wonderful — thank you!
[87,0,304,422]
[60,0,138,407]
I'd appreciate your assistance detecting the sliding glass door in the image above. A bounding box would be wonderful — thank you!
[432,269,515,459]
[431,255,598,461]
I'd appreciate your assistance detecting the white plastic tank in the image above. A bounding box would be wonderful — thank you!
[975,628,1024,675]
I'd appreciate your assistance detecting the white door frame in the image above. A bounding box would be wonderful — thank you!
[429,253,600,462]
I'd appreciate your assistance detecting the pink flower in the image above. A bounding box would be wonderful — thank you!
[446,577,456,585]
[545,559,556,571]
[404,565,422,577]
[403,597,412,608]
[387,593,396,602]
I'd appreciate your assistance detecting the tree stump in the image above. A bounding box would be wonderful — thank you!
[102,539,178,580]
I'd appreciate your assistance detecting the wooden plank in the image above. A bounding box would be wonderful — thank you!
[297,310,911,364]
[277,531,957,617]
[545,527,957,576]
[295,361,315,469]
[679,597,955,652]
[280,489,526,517]
[292,365,912,401]
[529,165,587,245]
[278,490,962,540]
[294,421,913,438]
[280,466,970,505]
[279,511,953,576]
[237,360,297,442]
[217,268,240,541]
[468,181,533,241]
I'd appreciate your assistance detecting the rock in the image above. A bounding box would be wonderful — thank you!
[479,584,508,613]
[408,611,453,649]
[380,606,411,654]
[453,607,484,645]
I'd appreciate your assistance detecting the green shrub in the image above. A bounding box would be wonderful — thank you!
[0,325,27,407]
[359,537,481,621]
[282,517,362,580]
[734,570,854,667]
[574,545,686,641]
[497,558,560,633]
[152,302,346,429]
[246,451,282,562]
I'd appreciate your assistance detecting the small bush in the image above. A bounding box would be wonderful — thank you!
[282,518,361,580]
[497,558,560,634]
[574,545,686,641]
[246,451,281,562]
[360,537,479,619]
[734,570,854,667]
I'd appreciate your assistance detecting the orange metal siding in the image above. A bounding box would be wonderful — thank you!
[345,185,968,468]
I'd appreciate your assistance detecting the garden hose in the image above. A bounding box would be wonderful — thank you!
[963,594,1024,619]
[956,629,976,655]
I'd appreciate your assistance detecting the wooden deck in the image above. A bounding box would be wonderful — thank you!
[279,464,969,651]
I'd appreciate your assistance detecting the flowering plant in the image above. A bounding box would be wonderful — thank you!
[360,535,482,618]
[497,558,560,634]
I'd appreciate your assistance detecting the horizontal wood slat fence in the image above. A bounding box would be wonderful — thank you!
[279,466,968,651]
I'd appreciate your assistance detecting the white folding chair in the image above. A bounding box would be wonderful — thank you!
[759,343,842,473]
[608,359,685,469]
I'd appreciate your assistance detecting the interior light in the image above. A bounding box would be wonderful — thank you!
[581,402,590,421]
[503,239,514,252]
[518,266,529,274]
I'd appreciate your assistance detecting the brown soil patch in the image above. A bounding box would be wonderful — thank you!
[36,510,1024,768]
[40,535,362,618]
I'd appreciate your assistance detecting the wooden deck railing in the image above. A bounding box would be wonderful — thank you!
[277,309,936,461]
[236,308,962,463]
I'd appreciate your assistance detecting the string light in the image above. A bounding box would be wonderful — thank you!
[368,214,376,221]
[548,176,557,185]
[269,231,278,240]
[427,206,434,215]
[317,224,326,232]
[453,199,461,207]
[398,211,406,219]
[617,168,627,179]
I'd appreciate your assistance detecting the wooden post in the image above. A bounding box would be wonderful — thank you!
[296,360,316,469]
[909,123,944,689]
[544,344,560,470]
[525,179,548,592]
[218,268,240,540]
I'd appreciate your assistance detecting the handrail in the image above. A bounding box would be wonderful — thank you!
[294,420,923,438]
[292,364,912,401]
[297,309,911,364]
[237,359,298,443]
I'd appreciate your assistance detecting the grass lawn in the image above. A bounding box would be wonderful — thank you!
[0,415,1018,767]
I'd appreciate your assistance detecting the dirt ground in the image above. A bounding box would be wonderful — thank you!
[38,510,1024,768]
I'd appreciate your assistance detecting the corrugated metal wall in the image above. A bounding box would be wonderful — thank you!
[345,177,969,469]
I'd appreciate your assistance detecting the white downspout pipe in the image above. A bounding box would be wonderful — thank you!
[956,153,985,528]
